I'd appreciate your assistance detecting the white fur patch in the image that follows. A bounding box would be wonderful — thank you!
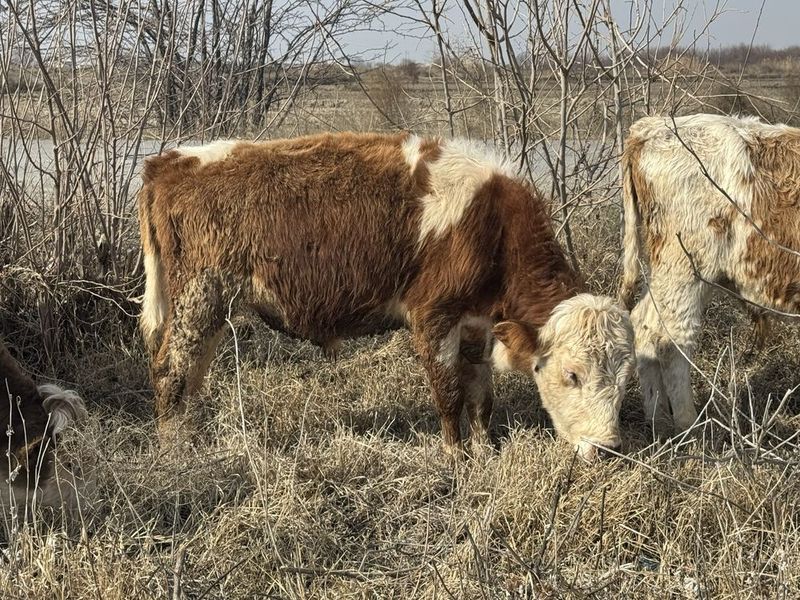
[632,114,757,220]
[177,140,238,166]
[401,135,423,172]
[542,293,631,346]
[141,252,167,344]
[435,315,492,366]
[436,326,461,366]
[416,138,519,244]
[540,295,635,387]
[38,384,87,435]
[490,341,514,372]
[384,297,410,323]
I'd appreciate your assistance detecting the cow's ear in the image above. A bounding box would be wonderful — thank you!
[492,320,538,371]
[493,320,538,352]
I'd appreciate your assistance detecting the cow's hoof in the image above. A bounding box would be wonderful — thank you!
[442,440,466,462]
[467,433,494,460]
[673,416,700,435]
[157,417,192,453]
[650,419,674,443]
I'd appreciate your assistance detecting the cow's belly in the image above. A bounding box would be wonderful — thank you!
[250,277,410,346]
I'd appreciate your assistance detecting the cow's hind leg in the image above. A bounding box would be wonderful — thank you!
[152,270,240,446]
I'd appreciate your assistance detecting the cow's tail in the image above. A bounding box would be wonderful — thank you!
[618,145,642,310]
[138,156,170,356]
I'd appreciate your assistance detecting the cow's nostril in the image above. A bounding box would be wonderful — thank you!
[597,444,621,460]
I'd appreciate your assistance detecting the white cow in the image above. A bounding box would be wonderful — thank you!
[620,113,800,432]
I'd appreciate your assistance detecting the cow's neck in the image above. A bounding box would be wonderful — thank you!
[497,204,583,329]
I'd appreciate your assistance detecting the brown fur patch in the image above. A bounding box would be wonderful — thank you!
[459,323,489,364]
[141,149,182,184]
[708,214,731,237]
[492,321,537,370]
[489,175,583,327]
[750,310,771,350]
[419,137,442,162]
[625,137,666,268]
[742,131,800,312]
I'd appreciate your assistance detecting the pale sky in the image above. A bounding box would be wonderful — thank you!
[345,0,800,62]
[692,0,798,47]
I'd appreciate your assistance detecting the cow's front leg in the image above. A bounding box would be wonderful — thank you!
[632,293,672,437]
[411,313,466,455]
[458,319,494,452]
[633,268,707,435]
[463,361,493,452]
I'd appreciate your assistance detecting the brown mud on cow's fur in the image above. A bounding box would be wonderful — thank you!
[139,132,634,459]
[620,134,666,273]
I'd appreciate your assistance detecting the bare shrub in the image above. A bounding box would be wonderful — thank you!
[707,80,758,115]
[780,61,800,124]
[0,0,385,283]
[363,66,414,127]
[398,59,421,84]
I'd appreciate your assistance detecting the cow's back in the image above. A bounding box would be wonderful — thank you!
[141,133,433,341]
[627,114,800,312]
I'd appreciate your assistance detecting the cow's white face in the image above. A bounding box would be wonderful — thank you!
[493,294,634,461]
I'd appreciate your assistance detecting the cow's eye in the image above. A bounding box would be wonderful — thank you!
[563,370,580,386]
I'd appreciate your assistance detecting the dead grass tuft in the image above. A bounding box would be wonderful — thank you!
[1,295,799,598]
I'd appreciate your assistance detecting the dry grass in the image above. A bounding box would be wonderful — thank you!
[1,206,799,599]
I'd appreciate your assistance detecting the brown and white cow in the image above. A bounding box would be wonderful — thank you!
[0,338,88,516]
[138,132,634,460]
[620,113,800,434]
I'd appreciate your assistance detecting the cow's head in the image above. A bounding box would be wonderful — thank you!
[492,294,634,460]
[2,385,90,517]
